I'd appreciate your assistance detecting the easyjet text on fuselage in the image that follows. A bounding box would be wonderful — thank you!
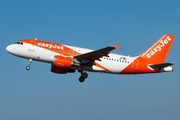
[37,42,64,50]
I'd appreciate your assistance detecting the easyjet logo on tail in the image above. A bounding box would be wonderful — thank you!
[146,36,172,58]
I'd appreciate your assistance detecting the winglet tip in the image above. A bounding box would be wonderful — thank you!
[114,45,120,50]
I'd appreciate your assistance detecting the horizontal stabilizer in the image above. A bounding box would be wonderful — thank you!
[149,63,174,69]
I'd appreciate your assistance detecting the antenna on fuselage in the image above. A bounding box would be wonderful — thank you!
[35,38,37,40]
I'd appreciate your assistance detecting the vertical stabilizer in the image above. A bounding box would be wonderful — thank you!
[140,34,175,63]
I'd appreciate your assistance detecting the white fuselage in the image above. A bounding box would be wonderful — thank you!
[6,42,137,74]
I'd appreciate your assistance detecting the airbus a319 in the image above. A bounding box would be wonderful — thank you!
[6,34,174,82]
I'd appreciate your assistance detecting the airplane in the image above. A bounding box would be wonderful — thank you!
[6,34,174,82]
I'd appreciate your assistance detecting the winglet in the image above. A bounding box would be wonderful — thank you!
[114,45,120,50]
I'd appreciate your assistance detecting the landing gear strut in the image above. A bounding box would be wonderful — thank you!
[26,59,32,70]
[78,70,88,83]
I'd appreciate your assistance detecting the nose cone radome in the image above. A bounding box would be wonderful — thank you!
[6,45,13,53]
[6,45,11,53]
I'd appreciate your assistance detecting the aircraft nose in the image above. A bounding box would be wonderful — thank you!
[6,45,12,53]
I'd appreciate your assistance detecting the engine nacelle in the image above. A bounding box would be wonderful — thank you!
[51,55,74,74]
[52,55,73,67]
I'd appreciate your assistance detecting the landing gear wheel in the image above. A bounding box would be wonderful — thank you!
[82,72,88,78]
[78,71,88,83]
[79,76,85,83]
[26,66,30,70]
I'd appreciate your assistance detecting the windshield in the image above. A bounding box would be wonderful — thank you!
[15,42,23,45]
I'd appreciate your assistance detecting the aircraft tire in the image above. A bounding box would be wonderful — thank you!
[82,72,88,79]
[26,66,30,70]
[79,76,85,83]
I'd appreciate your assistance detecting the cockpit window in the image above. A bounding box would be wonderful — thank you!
[15,42,23,45]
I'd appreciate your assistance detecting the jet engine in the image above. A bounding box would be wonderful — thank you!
[51,55,74,74]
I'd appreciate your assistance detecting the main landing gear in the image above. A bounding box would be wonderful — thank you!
[26,59,32,70]
[78,70,88,83]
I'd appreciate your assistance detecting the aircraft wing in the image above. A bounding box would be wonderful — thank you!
[149,63,174,69]
[74,45,120,64]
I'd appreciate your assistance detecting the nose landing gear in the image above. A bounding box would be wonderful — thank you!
[26,59,32,70]
[78,70,88,83]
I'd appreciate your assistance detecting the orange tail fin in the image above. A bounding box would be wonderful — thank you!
[140,34,175,63]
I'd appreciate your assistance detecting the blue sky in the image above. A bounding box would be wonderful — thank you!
[1,0,180,120]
